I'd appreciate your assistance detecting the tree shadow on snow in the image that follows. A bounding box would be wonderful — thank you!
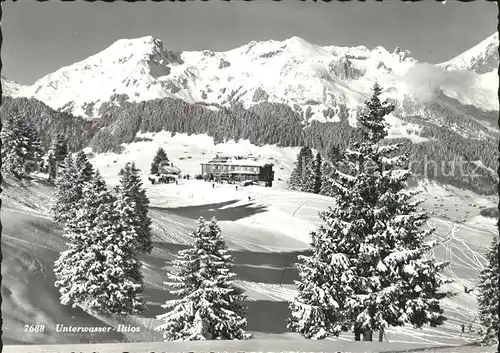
[150,200,268,222]
[143,244,305,289]
[244,300,292,334]
[150,241,307,267]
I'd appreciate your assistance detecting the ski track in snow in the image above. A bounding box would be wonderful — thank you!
[2,135,498,347]
[87,141,497,346]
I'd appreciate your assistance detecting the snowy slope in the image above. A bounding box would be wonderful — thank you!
[1,128,498,346]
[1,76,26,97]
[12,34,498,121]
[439,32,499,74]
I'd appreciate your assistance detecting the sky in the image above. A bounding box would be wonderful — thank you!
[1,0,498,85]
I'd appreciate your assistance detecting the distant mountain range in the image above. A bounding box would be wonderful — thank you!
[1,33,498,195]
[2,33,498,122]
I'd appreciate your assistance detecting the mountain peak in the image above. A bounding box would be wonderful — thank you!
[96,35,166,60]
[439,32,499,74]
[285,35,310,45]
[6,33,497,120]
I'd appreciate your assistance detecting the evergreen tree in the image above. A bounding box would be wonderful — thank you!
[0,114,42,178]
[289,83,449,341]
[319,160,335,197]
[151,147,169,174]
[52,154,80,224]
[312,153,323,194]
[292,150,322,194]
[289,146,314,191]
[22,122,44,174]
[75,151,94,184]
[289,166,303,191]
[47,151,57,182]
[156,217,251,341]
[54,171,145,315]
[326,144,342,164]
[115,162,153,254]
[52,133,69,161]
[477,238,499,345]
[52,151,95,224]
[357,82,392,143]
[302,163,316,193]
[1,114,29,178]
[300,146,314,180]
[48,134,69,181]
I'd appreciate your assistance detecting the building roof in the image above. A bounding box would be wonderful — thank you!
[203,157,267,167]
[160,165,181,174]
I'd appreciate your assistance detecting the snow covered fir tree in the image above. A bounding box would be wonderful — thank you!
[289,146,324,194]
[54,169,146,315]
[75,150,95,184]
[289,146,313,191]
[48,133,69,182]
[477,237,499,345]
[51,154,81,224]
[52,151,95,224]
[156,217,251,341]
[115,162,153,254]
[0,114,43,178]
[150,147,169,174]
[288,82,449,341]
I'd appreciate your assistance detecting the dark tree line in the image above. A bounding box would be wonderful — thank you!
[0,97,100,152]
[2,89,497,194]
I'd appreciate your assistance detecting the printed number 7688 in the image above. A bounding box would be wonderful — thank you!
[24,325,45,332]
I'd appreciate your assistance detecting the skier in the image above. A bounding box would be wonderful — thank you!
[212,183,215,188]
[461,324,465,334]
[236,185,238,191]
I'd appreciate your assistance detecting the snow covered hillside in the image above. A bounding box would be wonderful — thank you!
[2,133,497,347]
[2,172,497,347]
[6,34,499,120]
[439,32,499,74]
[1,76,26,97]
[91,131,302,190]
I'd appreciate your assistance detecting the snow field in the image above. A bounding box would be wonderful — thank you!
[1,134,497,347]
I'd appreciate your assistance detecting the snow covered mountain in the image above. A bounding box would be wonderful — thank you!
[1,76,26,97]
[7,34,498,120]
[439,32,498,74]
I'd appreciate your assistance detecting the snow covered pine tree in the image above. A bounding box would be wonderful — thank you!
[54,170,145,315]
[23,122,44,174]
[288,82,449,341]
[52,154,80,224]
[0,114,42,178]
[477,237,499,345]
[311,152,323,194]
[151,147,169,175]
[289,146,314,191]
[48,133,69,181]
[156,217,251,341]
[115,162,153,254]
[75,150,95,184]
